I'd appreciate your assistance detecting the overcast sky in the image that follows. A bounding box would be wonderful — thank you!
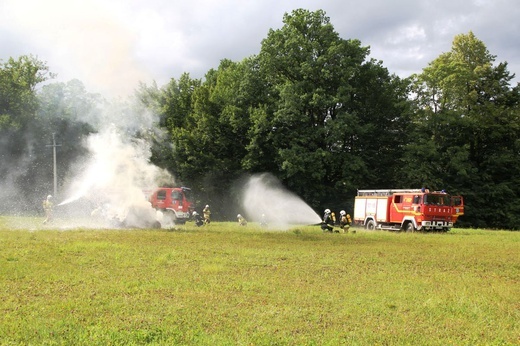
[1,0,518,97]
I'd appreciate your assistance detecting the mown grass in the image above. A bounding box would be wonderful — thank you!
[0,216,518,345]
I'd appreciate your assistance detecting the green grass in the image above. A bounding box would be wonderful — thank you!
[0,216,518,345]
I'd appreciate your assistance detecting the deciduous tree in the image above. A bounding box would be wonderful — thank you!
[404,32,520,228]
[256,9,410,209]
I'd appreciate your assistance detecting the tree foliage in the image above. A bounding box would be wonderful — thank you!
[404,32,520,228]
[0,55,52,131]
[0,56,54,211]
[249,9,409,210]
[0,56,99,212]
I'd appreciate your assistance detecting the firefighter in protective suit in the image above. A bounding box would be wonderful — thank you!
[237,214,247,226]
[42,195,53,224]
[260,213,268,228]
[203,205,211,224]
[339,210,353,233]
[192,211,204,227]
[321,209,334,232]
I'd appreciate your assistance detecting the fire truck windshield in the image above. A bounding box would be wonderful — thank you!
[182,188,193,203]
[423,194,450,206]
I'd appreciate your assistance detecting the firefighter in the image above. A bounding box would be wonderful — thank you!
[203,205,211,224]
[42,195,53,224]
[339,210,353,233]
[260,213,268,228]
[347,213,354,233]
[237,214,247,226]
[321,209,334,232]
[192,211,204,227]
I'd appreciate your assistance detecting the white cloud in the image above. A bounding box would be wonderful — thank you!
[1,0,518,96]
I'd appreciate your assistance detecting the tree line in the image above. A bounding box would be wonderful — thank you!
[1,9,519,228]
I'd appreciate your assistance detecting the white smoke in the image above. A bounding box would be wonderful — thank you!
[241,173,322,230]
[57,100,173,228]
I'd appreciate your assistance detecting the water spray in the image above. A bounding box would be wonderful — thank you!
[241,173,322,230]
[55,123,172,228]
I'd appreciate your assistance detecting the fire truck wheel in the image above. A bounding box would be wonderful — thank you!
[366,220,376,230]
[405,222,415,233]
[163,210,177,225]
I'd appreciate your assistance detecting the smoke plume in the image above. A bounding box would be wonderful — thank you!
[54,99,173,228]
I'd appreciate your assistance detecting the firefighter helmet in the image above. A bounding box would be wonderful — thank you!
[324,209,331,214]
[340,210,346,216]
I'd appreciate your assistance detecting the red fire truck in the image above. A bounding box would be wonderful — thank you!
[148,187,194,224]
[353,189,464,232]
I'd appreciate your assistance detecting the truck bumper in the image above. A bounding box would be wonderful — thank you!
[165,209,190,221]
[420,221,453,230]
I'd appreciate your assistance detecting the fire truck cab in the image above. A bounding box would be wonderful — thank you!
[354,189,464,232]
[148,187,194,224]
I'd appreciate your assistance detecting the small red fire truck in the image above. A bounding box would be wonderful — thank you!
[148,187,194,224]
[353,189,464,232]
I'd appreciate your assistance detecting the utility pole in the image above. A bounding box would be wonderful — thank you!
[46,133,61,198]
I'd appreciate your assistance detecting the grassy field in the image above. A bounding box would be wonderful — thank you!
[0,216,518,345]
